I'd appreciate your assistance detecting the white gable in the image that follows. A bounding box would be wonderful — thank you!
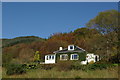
[68,45,75,50]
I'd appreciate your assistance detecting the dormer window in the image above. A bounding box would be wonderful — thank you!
[68,45,74,50]
[70,46,73,49]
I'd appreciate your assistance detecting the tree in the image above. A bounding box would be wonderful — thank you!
[86,10,119,61]
[74,28,100,38]
[86,10,119,34]
[34,51,40,62]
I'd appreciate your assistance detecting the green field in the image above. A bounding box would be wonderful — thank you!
[2,67,118,78]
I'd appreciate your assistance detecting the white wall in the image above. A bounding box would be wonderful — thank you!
[45,54,56,64]
[81,54,100,65]
[86,54,96,63]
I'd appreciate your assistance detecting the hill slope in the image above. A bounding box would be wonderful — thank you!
[2,36,45,48]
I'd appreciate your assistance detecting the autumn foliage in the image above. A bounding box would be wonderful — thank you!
[2,10,119,65]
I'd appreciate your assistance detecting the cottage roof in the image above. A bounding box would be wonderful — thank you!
[53,45,86,54]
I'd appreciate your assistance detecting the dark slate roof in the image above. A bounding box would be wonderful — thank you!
[53,45,86,54]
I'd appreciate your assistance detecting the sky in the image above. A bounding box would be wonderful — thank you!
[0,2,1,38]
[2,2,118,39]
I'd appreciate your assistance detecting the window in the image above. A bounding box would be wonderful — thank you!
[49,55,51,59]
[71,54,79,60]
[68,45,74,50]
[46,56,49,60]
[46,55,55,60]
[70,46,73,49]
[52,55,54,59]
[60,54,68,60]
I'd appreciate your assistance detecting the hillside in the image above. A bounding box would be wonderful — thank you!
[2,28,118,65]
[2,36,45,48]
[2,10,119,65]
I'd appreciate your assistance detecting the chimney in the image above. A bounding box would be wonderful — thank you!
[59,47,63,50]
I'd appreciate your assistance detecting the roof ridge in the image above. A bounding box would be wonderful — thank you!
[76,46,86,51]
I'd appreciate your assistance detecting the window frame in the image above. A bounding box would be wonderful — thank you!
[70,46,73,49]
[46,56,49,60]
[70,54,79,60]
[60,54,68,60]
[49,55,51,59]
[46,55,55,60]
[52,55,54,59]
[68,45,75,50]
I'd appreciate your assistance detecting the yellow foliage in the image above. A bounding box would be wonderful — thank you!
[89,60,95,64]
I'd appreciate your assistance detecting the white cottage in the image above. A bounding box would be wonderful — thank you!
[44,45,100,65]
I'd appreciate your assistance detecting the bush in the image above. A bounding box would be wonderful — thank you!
[48,61,115,71]
[26,63,38,70]
[71,61,82,70]
[70,61,88,71]
[109,54,120,63]
[39,64,55,70]
[75,76,82,79]
[86,64,108,70]
[55,61,73,71]
[112,64,118,67]
[6,64,26,75]
[2,53,13,67]
[70,61,114,71]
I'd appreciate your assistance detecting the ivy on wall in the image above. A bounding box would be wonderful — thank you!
[56,51,87,62]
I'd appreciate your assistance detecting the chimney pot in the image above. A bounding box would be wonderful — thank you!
[59,47,63,50]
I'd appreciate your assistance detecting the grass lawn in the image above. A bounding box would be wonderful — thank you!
[2,67,118,78]
[0,66,2,79]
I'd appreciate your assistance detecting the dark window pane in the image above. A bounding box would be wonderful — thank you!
[61,54,68,60]
[70,46,73,49]
[46,56,48,60]
[52,56,54,59]
[72,54,78,60]
[74,55,78,59]
[49,56,51,59]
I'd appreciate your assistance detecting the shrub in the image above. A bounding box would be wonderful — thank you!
[70,61,113,71]
[86,64,113,70]
[109,54,120,63]
[26,63,38,70]
[75,76,81,79]
[39,64,55,70]
[89,60,95,64]
[55,61,73,71]
[2,53,13,67]
[112,64,118,67]
[71,62,88,71]
[71,61,82,70]
[6,64,26,75]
